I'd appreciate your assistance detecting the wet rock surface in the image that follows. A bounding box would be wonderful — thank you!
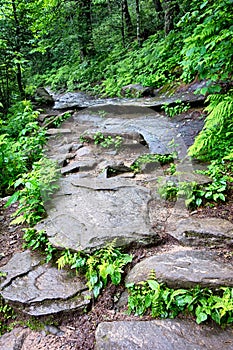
[95,319,233,350]
[51,83,205,110]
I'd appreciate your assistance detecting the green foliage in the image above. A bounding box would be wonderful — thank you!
[5,157,60,226]
[93,132,123,149]
[23,229,56,263]
[158,177,228,209]
[127,277,233,325]
[0,101,46,195]
[52,112,72,128]
[181,0,233,84]
[189,92,233,161]
[131,154,175,173]
[0,296,16,336]
[161,100,191,117]
[57,242,132,298]
[188,91,233,205]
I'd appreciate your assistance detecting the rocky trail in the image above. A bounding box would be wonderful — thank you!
[0,87,233,349]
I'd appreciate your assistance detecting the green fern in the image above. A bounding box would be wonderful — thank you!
[189,91,233,160]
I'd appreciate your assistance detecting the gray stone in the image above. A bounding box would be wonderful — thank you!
[0,327,30,350]
[95,320,233,350]
[0,252,91,316]
[46,128,72,135]
[167,217,233,247]
[75,146,92,157]
[1,265,86,304]
[125,248,233,288]
[44,325,64,336]
[61,160,97,175]
[160,172,211,186]
[0,250,41,289]
[121,84,154,97]
[23,290,90,316]
[53,83,205,110]
[71,177,135,190]
[140,161,160,174]
[36,87,54,104]
[37,178,160,252]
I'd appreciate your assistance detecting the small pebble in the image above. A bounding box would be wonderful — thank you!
[44,325,65,337]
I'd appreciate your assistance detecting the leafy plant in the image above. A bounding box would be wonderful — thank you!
[57,241,132,298]
[158,177,228,209]
[0,296,16,336]
[189,92,233,161]
[127,276,233,325]
[161,100,191,117]
[93,132,123,149]
[52,112,71,128]
[5,157,60,226]
[23,229,56,263]
[0,101,46,195]
[131,154,175,173]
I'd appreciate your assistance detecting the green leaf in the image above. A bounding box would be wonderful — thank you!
[111,271,121,285]
[4,191,19,207]
[147,280,159,291]
[93,281,103,298]
[196,198,202,206]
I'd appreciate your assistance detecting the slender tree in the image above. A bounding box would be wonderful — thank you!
[135,0,141,46]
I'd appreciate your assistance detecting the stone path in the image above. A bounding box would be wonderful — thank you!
[1,92,233,349]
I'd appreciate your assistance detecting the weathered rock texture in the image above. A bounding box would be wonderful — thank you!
[126,248,233,288]
[95,320,233,350]
[0,251,90,316]
[37,178,160,252]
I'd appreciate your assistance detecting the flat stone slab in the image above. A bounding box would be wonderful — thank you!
[125,248,233,288]
[95,320,233,350]
[0,251,90,316]
[61,160,97,174]
[0,250,41,288]
[167,217,233,247]
[38,178,160,251]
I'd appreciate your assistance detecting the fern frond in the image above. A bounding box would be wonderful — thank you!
[189,91,233,160]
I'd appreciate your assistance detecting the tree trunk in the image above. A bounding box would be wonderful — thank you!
[135,0,141,47]
[77,0,95,58]
[153,0,163,13]
[122,0,133,38]
[11,0,25,97]
[163,0,179,36]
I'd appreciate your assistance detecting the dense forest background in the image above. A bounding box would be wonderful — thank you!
[0,0,232,202]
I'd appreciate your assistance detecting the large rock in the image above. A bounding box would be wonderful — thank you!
[37,178,161,252]
[121,84,154,97]
[95,320,233,350]
[0,251,90,316]
[52,82,205,110]
[167,217,233,247]
[0,327,30,350]
[35,87,54,105]
[125,248,233,288]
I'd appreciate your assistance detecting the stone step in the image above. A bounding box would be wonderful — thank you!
[125,248,233,289]
[0,251,90,316]
[95,319,233,350]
